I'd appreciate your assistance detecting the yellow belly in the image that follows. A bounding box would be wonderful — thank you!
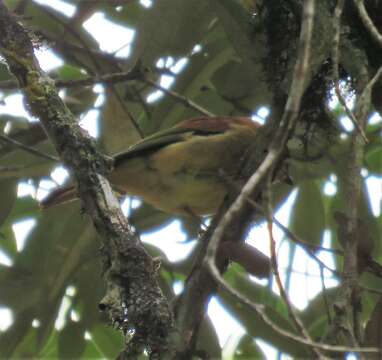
[108,129,253,215]
[153,175,227,215]
[108,157,227,215]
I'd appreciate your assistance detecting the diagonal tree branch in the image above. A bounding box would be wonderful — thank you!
[0,2,175,358]
[353,0,382,48]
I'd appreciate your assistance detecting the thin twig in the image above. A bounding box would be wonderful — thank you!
[39,4,144,139]
[335,83,368,142]
[265,176,326,359]
[211,265,380,355]
[367,257,382,278]
[57,70,141,87]
[243,194,340,254]
[39,4,102,73]
[319,265,332,324]
[332,0,368,143]
[222,157,340,277]
[109,88,144,139]
[0,165,23,171]
[353,0,382,48]
[360,285,382,296]
[360,66,382,100]
[0,134,59,161]
[245,196,339,276]
[144,77,215,117]
[284,267,336,279]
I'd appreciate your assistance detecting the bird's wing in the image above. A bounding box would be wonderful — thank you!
[113,117,224,166]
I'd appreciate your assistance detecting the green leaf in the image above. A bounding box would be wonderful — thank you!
[99,1,143,29]
[0,123,48,161]
[142,29,234,135]
[56,64,88,81]
[365,145,382,174]
[58,322,86,359]
[89,324,124,359]
[364,295,382,349]
[290,180,325,249]
[223,333,265,360]
[210,0,271,105]
[130,202,174,232]
[197,317,222,358]
[0,196,38,256]
[0,308,36,358]
[0,61,11,83]
[133,0,214,66]
[38,330,59,359]
[0,203,99,356]
[64,86,97,117]
[100,89,142,155]
[219,271,310,357]
[211,60,270,111]
[0,179,17,226]
[300,287,337,337]
[0,137,57,179]
[329,171,380,258]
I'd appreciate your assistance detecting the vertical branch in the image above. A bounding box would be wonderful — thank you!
[329,0,382,350]
[326,0,366,349]
[345,67,382,341]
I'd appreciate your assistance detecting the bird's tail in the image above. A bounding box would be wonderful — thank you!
[40,185,77,209]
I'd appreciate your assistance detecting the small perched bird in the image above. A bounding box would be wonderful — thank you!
[42,116,274,278]
[41,116,261,215]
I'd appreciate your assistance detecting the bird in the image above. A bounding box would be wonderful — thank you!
[41,116,276,278]
[41,116,261,216]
